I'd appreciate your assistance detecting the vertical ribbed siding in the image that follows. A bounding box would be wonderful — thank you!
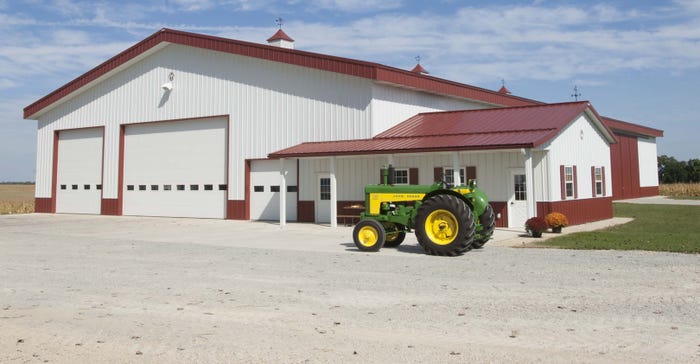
[34,44,374,202]
[637,137,659,187]
[547,115,612,201]
[370,83,487,137]
[34,121,53,198]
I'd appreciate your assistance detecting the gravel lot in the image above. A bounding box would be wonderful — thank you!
[1,214,699,363]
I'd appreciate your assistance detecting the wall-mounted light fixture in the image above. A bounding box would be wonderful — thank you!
[161,71,175,91]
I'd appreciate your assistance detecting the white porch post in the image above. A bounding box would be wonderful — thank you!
[452,152,461,186]
[280,158,286,228]
[523,149,536,218]
[330,156,337,228]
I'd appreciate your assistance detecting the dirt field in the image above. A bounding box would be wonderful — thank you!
[1,214,699,363]
[0,184,34,214]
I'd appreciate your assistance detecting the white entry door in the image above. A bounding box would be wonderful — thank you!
[315,175,331,223]
[508,169,528,228]
[56,128,103,214]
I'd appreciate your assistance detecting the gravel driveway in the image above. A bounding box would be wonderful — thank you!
[1,214,699,363]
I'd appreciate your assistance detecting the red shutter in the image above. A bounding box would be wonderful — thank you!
[466,166,476,181]
[434,167,442,183]
[409,168,419,185]
[591,166,596,197]
[560,165,566,200]
[573,165,578,199]
[602,166,606,196]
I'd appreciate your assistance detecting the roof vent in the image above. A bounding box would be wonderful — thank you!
[267,18,294,49]
[411,56,429,75]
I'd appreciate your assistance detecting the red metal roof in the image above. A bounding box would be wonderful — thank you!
[267,29,294,42]
[269,101,617,158]
[602,116,663,138]
[23,28,539,119]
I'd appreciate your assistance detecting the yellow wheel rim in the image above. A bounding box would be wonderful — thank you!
[357,225,379,247]
[425,209,458,245]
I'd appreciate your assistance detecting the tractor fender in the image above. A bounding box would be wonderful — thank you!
[423,189,473,210]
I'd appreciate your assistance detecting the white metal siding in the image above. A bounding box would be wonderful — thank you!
[545,115,612,200]
[250,159,297,221]
[637,137,659,187]
[55,128,103,214]
[122,118,227,218]
[370,83,488,136]
[34,44,374,202]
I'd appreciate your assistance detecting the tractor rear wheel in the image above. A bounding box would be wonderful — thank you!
[415,194,475,256]
[383,223,406,248]
[353,220,386,252]
[472,204,495,249]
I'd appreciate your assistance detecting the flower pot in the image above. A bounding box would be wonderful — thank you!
[530,230,543,238]
[552,226,562,233]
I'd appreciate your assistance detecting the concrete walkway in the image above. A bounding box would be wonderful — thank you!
[614,195,700,206]
[488,217,634,247]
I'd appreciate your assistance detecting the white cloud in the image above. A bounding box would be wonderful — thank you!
[308,0,403,12]
[51,29,91,45]
[1,1,699,90]
[50,0,86,16]
[167,0,215,11]
[0,78,17,89]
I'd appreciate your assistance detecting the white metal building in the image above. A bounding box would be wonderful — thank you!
[24,28,662,228]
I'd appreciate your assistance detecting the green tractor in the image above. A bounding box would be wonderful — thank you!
[352,165,495,256]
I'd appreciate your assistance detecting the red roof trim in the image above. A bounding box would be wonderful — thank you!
[602,116,663,138]
[267,29,294,42]
[24,28,539,119]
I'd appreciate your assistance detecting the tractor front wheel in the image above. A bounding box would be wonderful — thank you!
[353,220,386,252]
[415,194,475,256]
[383,223,406,248]
[472,204,496,249]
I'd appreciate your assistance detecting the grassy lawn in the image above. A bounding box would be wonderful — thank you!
[542,203,700,253]
[0,184,35,214]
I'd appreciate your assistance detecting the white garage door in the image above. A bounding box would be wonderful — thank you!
[123,118,227,218]
[56,128,104,214]
[250,159,297,221]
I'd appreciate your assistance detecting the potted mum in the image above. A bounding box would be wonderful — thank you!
[545,212,569,233]
[525,217,548,238]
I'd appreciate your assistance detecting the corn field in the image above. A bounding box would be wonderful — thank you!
[659,183,700,198]
[0,184,35,214]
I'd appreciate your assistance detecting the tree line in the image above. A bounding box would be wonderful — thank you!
[658,155,700,183]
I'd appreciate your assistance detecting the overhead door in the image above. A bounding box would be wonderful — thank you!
[122,117,227,218]
[250,159,297,221]
[56,128,104,214]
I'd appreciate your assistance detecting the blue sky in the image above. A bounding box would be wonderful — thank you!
[1,0,699,181]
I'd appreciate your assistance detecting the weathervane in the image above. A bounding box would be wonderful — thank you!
[571,85,582,101]
[501,78,506,87]
[275,17,283,29]
[415,55,421,64]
